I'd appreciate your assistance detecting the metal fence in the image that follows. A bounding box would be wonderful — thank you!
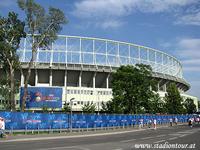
[0,111,191,134]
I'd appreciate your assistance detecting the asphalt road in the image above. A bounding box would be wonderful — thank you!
[1,124,200,150]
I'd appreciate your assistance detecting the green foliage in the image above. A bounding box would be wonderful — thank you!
[184,98,197,114]
[0,12,26,110]
[42,105,49,112]
[110,64,157,114]
[0,77,11,110]
[62,102,71,112]
[149,93,166,114]
[82,103,96,113]
[18,0,67,111]
[165,83,184,114]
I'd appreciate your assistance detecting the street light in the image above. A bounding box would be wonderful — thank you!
[70,98,75,132]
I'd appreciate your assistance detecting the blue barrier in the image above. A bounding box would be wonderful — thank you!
[0,111,192,130]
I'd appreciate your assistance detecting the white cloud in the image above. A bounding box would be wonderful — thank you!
[177,38,200,59]
[175,38,200,73]
[176,12,200,26]
[72,0,196,29]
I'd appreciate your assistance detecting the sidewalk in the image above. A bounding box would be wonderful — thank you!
[0,123,186,142]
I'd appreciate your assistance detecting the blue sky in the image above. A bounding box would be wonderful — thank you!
[1,0,200,99]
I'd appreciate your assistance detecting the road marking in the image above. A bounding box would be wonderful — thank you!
[168,133,182,136]
[120,139,136,143]
[156,134,165,138]
[168,137,178,140]
[141,136,153,140]
[154,140,166,143]
[37,146,90,150]
[179,134,187,138]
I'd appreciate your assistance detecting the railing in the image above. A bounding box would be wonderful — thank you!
[17,35,183,78]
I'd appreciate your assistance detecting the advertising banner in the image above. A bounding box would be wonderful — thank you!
[0,111,192,130]
[20,87,63,108]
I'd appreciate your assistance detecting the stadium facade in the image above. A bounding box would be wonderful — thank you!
[0,35,198,110]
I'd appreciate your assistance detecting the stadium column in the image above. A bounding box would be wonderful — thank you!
[163,84,167,92]
[93,72,96,89]
[21,73,24,86]
[64,70,67,102]
[106,74,110,89]
[35,69,38,86]
[50,69,52,86]
[64,70,67,87]
[79,71,82,87]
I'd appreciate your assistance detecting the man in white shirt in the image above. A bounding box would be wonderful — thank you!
[153,119,157,130]
[0,117,6,138]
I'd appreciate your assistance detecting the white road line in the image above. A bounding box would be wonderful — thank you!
[154,140,166,143]
[156,134,165,138]
[120,139,136,143]
[141,136,153,140]
[38,146,90,150]
[168,133,182,136]
[168,137,178,140]
[179,134,187,138]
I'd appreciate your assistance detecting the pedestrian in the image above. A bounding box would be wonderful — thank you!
[153,119,157,130]
[148,119,152,128]
[188,118,193,128]
[174,117,178,125]
[0,117,6,138]
[169,118,173,126]
[139,118,143,129]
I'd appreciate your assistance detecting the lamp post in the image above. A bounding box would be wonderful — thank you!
[70,98,75,132]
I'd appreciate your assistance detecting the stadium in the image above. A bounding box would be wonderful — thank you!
[1,35,198,111]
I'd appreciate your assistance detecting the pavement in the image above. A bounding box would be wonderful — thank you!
[1,123,200,150]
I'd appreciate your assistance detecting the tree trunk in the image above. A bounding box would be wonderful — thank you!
[10,66,16,111]
[21,43,37,112]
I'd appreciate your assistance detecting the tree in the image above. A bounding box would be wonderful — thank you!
[165,83,184,114]
[82,103,96,113]
[184,98,197,114]
[111,64,157,114]
[149,93,166,114]
[0,12,26,111]
[18,0,67,111]
[62,102,71,112]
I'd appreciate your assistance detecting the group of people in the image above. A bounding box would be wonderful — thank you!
[139,118,157,130]
[169,117,178,126]
[0,117,6,138]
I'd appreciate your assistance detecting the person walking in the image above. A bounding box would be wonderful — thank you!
[169,118,173,126]
[0,117,6,138]
[174,117,178,125]
[148,119,152,128]
[153,119,157,130]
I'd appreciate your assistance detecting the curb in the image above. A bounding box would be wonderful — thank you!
[0,123,186,143]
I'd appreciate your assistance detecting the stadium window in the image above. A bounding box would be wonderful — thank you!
[81,101,83,105]
[77,101,80,105]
